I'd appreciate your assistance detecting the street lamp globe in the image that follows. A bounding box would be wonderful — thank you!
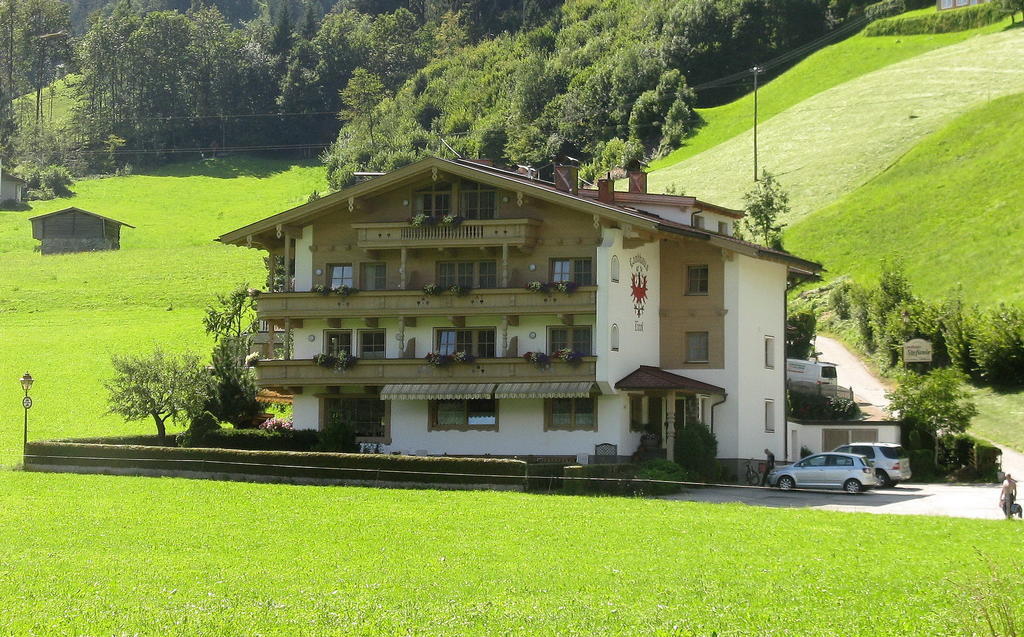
[20,372,34,392]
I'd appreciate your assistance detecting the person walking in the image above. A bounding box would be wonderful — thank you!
[760,448,775,486]
[999,473,1017,519]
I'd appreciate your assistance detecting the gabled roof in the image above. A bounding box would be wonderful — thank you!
[1,169,26,185]
[29,207,136,228]
[615,366,726,394]
[216,156,820,273]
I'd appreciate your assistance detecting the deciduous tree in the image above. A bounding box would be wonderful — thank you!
[742,170,789,249]
[105,348,210,439]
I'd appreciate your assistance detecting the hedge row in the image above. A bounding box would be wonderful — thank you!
[562,461,687,496]
[190,428,322,452]
[865,3,1007,35]
[53,435,176,446]
[25,442,527,487]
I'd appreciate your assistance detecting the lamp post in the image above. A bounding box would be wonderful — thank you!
[20,372,34,456]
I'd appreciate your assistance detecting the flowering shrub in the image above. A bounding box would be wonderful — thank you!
[452,351,476,363]
[312,351,359,370]
[448,284,470,296]
[410,213,437,227]
[311,284,332,296]
[552,281,578,294]
[553,348,583,365]
[260,417,294,432]
[335,285,358,297]
[522,351,550,367]
[425,352,453,367]
[422,283,442,296]
[441,214,464,226]
[526,281,548,294]
[244,352,261,368]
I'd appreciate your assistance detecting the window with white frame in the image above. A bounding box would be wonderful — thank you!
[765,399,775,433]
[765,335,775,369]
[324,330,352,356]
[550,258,593,285]
[328,263,353,289]
[549,326,592,355]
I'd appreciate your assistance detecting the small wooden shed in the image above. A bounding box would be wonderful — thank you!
[29,207,135,255]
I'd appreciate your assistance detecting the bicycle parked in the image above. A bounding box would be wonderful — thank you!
[744,459,765,486]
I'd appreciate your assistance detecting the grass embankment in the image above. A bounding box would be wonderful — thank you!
[14,74,79,129]
[1,471,1021,635]
[0,157,327,463]
[786,92,1024,306]
[648,22,1005,173]
[648,24,1024,221]
[969,387,1024,454]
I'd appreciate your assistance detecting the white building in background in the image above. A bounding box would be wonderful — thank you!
[218,157,819,469]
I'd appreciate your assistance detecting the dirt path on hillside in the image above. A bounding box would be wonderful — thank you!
[814,335,1024,478]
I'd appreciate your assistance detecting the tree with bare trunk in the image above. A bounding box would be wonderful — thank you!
[105,348,210,440]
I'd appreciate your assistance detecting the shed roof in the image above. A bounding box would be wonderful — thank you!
[615,366,726,394]
[29,207,136,228]
[1,169,26,185]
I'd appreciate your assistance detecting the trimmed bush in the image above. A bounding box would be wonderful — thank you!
[25,442,527,487]
[910,448,938,480]
[674,423,719,481]
[635,460,690,495]
[52,435,176,447]
[865,3,1007,35]
[525,463,565,492]
[563,463,640,496]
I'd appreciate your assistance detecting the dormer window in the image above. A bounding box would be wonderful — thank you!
[415,182,451,218]
[692,214,705,229]
[460,181,496,219]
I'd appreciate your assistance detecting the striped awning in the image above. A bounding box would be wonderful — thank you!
[494,382,596,399]
[380,383,496,400]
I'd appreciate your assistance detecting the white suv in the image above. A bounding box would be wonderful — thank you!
[833,443,911,487]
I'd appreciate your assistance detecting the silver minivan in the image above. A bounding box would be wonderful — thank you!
[833,442,911,487]
[768,452,878,493]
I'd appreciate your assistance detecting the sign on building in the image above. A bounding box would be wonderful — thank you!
[903,338,933,363]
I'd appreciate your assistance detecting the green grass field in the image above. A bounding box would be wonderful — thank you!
[786,91,1024,306]
[649,24,1024,221]
[969,386,1024,454]
[14,74,79,129]
[648,22,1005,173]
[0,156,326,462]
[0,471,1021,635]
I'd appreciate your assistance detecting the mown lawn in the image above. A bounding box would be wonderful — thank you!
[785,91,1024,307]
[969,386,1024,454]
[0,471,1020,636]
[0,156,326,462]
[648,25,1024,221]
[648,21,1005,173]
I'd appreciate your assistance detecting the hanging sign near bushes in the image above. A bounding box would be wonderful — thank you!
[903,338,933,363]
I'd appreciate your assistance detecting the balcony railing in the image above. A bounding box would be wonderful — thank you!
[258,287,597,320]
[255,357,597,387]
[351,218,541,249]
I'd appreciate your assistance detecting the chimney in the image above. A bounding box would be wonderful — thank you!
[597,178,615,204]
[628,170,647,194]
[553,164,578,194]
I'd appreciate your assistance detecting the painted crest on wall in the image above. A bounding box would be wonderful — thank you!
[629,255,649,319]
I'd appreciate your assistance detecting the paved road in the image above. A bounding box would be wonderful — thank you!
[815,335,892,410]
[664,483,1009,520]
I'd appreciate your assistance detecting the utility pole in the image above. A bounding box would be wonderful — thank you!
[752,65,764,182]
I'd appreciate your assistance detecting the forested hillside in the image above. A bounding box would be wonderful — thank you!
[2,0,889,202]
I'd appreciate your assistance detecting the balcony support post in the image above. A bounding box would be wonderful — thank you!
[665,391,677,462]
[501,244,509,288]
[284,318,292,360]
[399,247,408,290]
[282,229,293,292]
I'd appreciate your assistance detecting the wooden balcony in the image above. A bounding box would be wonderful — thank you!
[350,218,541,250]
[256,357,597,388]
[258,287,597,320]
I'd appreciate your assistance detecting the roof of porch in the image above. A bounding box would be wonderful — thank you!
[615,366,726,394]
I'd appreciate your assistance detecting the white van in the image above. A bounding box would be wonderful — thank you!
[786,358,838,386]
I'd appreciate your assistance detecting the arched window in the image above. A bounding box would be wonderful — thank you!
[611,324,620,351]
[610,255,620,283]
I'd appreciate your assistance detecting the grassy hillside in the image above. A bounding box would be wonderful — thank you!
[13,74,79,129]
[2,471,1022,635]
[786,92,1024,306]
[0,157,326,462]
[648,24,1024,221]
[648,23,1007,173]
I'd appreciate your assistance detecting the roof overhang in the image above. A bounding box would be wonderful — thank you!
[615,366,726,394]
